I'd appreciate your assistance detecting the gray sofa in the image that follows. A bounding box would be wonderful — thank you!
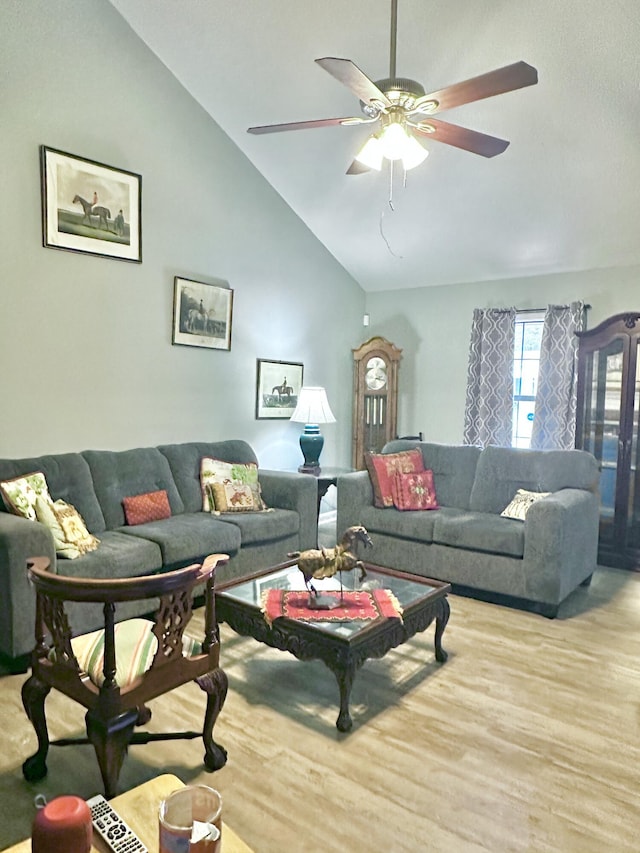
[337,441,600,617]
[0,439,317,666]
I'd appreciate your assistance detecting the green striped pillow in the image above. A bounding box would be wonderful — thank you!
[69,618,202,688]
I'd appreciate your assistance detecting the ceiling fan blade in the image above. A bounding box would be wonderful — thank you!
[413,61,538,115]
[346,159,371,175]
[411,118,510,157]
[315,57,393,109]
[248,116,368,134]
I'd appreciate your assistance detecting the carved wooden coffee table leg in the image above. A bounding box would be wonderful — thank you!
[331,660,357,732]
[434,596,450,663]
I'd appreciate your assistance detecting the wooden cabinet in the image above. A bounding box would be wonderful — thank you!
[352,337,402,470]
[575,312,640,568]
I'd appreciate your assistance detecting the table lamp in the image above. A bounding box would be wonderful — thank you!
[290,386,336,474]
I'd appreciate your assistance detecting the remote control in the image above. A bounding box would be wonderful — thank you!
[86,793,148,853]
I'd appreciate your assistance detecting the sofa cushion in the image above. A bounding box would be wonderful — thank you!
[433,508,525,558]
[356,504,439,544]
[365,449,424,508]
[0,453,106,533]
[469,446,600,514]
[217,507,299,546]
[57,530,163,579]
[83,448,184,530]
[117,513,241,566]
[391,470,439,511]
[159,441,259,513]
[123,490,172,526]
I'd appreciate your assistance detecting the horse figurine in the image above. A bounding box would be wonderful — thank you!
[288,525,373,600]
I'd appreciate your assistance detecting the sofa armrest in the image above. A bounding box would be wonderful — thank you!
[522,488,599,604]
[258,470,318,550]
[0,513,56,660]
[336,471,374,532]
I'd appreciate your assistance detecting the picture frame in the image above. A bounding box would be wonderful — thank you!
[172,276,234,351]
[256,359,304,419]
[40,145,142,262]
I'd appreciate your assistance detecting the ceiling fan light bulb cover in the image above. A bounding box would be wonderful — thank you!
[379,122,409,160]
[402,136,429,170]
[355,135,383,170]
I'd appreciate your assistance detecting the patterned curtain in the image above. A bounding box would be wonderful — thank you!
[530,302,585,450]
[463,308,516,447]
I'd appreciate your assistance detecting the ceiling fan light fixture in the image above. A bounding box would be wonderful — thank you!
[401,134,429,170]
[355,135,383,170]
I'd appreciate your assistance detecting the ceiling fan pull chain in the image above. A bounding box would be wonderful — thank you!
[388,160,395,210]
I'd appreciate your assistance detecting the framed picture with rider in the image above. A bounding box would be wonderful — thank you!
[256,358,304,419]
[40,146,142,262]
[172,276,234,351]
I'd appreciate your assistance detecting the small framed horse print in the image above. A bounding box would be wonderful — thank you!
[172,276,234,351]
[41,146,142,262]
[256,359,304,419]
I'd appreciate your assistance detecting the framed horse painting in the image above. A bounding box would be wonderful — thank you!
[256,359,304,419]
[172,276,234,351]
[40,146,142,262]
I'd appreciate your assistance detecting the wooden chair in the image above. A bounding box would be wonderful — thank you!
[21,554,229,798]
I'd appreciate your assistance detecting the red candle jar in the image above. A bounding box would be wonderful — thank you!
[32,795,93,853]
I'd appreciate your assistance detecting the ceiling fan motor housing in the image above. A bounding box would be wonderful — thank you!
[360,77,426,116]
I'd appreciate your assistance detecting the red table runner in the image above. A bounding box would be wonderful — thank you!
[261,588,403,627]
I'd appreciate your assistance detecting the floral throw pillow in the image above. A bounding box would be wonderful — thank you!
[365,449,425,508]
[391,469,439,511]
[35,495,100,558]
[200,457,267,513]
[210,481,266,513]
[0,471,51,520]
[500,489,551,521]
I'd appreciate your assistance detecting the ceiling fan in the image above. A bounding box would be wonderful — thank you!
[248,0,538,174]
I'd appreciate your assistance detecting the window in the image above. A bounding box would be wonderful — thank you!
[512,313,544,448]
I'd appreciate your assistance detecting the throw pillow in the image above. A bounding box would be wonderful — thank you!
[35,495,100,558]
[0,471,51,520]
[210,481,265,513]
[501,488,551,521]
[200,457,267,512]
[122,490,172,526]
[365,449,425,508]
[391,469,439,511]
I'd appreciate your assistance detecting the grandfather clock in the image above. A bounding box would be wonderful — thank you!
[352,336,402,470]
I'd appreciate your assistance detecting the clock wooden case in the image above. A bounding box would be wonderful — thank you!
[352,336,402,470]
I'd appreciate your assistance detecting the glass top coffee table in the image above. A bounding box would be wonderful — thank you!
[215,561,450,732]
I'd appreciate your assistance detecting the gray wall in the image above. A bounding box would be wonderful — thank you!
[0,0,364,467]
[365,264,640,444]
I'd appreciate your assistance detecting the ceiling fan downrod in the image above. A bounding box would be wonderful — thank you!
[389,0,398,78]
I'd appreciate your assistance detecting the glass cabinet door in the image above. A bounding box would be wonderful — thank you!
[627,339,640,551]
[577,337,625,552]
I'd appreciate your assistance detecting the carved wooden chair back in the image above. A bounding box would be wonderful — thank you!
[22,553,229,797]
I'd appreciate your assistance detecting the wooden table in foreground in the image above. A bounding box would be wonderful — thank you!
[216,561,451,732]
[6,774,253,853]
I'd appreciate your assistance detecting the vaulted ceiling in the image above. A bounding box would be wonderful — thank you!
[109,0,640,292]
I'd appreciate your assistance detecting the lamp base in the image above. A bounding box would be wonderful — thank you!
[298,463,321,475]
[299,425,324,472]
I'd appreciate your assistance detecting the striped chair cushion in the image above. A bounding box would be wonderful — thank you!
[69,618,202,688]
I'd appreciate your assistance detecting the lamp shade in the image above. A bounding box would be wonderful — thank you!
[290,387,336,425]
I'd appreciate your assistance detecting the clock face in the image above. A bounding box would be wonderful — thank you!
[365,356,387,390]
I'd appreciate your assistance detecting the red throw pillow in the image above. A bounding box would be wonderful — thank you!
[391,469,439,511]
[122,490,171,526]
[365,449,425,508]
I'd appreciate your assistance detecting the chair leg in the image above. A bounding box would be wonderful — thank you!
[86,708,138,798]
[196,667,228,771]
[21,674,52,783]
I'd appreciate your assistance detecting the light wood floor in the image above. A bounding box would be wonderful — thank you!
[1,566,639,852]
